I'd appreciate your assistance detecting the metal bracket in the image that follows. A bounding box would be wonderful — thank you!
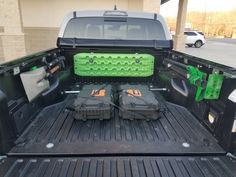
[0,156,7,161]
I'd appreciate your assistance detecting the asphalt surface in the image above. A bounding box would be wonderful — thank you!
[185,38,236,68]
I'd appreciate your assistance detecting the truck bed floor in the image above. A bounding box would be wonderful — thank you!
[9,95,224,155]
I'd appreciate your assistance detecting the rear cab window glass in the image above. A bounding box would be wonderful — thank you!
[63,17,166,40]
[185,32,197,36]
[197,32,204,36]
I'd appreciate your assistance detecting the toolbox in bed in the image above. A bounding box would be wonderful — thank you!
[73,84,113,120]
[118,84,160,120]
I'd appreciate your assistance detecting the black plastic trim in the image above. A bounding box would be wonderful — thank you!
[57,38,172,49]
[154,13,157,20]
[73,11,76,18]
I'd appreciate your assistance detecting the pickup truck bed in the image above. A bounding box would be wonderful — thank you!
[1,10,236,177]
[9,89,223,156]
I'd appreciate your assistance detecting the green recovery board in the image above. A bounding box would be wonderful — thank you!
[74,53,155,77]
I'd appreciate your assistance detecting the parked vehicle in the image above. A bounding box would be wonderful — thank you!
[184,31,206,48]
[197,31,205,37]
[0,10,236,176]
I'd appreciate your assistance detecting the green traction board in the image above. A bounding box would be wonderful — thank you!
[74,53,155,77]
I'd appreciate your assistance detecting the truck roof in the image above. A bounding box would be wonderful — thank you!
[58,10,171,40]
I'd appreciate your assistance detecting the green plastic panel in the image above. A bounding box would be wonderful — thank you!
[204,74,224,100]
[74,53,155,77]
[187,65,224,101]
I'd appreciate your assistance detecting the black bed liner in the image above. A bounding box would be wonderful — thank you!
[1,156,236,177]
[9,94,224,155]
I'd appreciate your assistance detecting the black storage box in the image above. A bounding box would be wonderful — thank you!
[73,84,113,120]
[119,84,160,120]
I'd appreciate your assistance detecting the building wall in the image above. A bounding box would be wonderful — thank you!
[0,0,4,62]
[24,27,59,54]
[0,27,4,62]
[0,0,3,27]
[20,0,142,27]
[0,36,4,63]
[0,26,58,62]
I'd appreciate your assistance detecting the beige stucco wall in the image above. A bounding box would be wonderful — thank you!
[0,1,4,62]
[20,0,143,27]
[0,26,58,61]
[24,27,59,54]
[0,32,4,62]
[0,27,4,61]
[143,0,161,13]
[0,0,3,27]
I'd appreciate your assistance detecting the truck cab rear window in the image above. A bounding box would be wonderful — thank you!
[63,17,166,40]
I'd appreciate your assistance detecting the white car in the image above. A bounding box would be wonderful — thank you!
[184,31,206,48]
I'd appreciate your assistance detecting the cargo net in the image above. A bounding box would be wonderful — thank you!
[74,53,155,77]
[72,84,160,121]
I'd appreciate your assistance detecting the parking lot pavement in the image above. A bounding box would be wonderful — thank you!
[185,39,236,68]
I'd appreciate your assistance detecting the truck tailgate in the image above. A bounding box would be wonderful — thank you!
[1,156,236,177]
